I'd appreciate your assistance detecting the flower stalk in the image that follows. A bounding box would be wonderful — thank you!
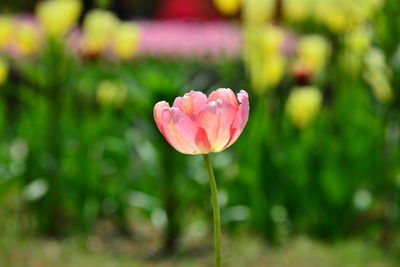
[203,154,222,267]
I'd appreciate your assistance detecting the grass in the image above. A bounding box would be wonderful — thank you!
[0,193,396,266]
[0,222,397,267]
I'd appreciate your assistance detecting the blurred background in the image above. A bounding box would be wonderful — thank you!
[0,0,399,266]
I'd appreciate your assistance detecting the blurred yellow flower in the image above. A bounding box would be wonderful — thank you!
[272,0,382,33]
[364,71,392,103]
[286,86,322,129]
[0,58,9,85]
[12,21,41,57]
[36,0,82,36]
[297,35,330,73]
[323,4,350,32]
[261,53,286,88]
[81,9,119,55]
[363,48,392,102]
[262,26,284,55]
[96,80,127,107]
[83,9,119,36]
[251,54,286,95]
[113,22,140,61]
[339,26,372,76]
[243,0,274,24]
[364,48,388,72]
[244,25,286,95]
[313,0,381,32]
[344,26,372,54]
[213,0,241,16]
[312,0,331,23]
[284,0,310,22]
[0,16,12,50]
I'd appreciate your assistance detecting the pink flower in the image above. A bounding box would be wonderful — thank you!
[154,88,249,154]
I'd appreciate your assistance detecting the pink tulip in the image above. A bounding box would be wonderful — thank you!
[154,88,249,154]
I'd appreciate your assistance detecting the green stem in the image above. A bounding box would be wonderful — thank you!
[203,154,222,267]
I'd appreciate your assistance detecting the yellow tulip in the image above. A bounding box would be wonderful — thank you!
[325,11,349,32]
[243,0,275,24]
[297,35,329,73]
[313,0,350,32]
[13,21,41,57]
[312,0,333,24]
[344,0,382,29]
[0,58,9,85]
[364,48,388,72]
[213,0,241,16]
[286,86,322,129]
[364,71,392,103]
[81,9,119,55]
[36,0,82,36]
[251,53,286,94]
[284,0,310,22]
[83,9,119,35]
[113,22,140,60]
[242,0,286,95]
[313,0,381,32]
[344,26,372,54]
[314,0,382,32]
[262,26,284,55]
[96,80,127,107]
[338,26,372,76]
[244,24,286,94]
[0,16,12,50]
[363,48,392,103]
[262,53,286,88]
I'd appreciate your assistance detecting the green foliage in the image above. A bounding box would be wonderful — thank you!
[0,1,399,257]
[1,42,399,245]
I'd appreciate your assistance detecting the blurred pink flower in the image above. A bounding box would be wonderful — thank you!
[137,21,242,60]
[154,88,249,154]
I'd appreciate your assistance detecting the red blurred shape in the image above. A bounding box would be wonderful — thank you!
[156,0,220,20]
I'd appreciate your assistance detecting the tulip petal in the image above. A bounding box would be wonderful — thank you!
[161,107,211,154]
[154,101,170,134]
[173,91,207,120]
[208,88,239,110]
[225,90,249,148]
[195,127,212,153]
[197,99,236,152]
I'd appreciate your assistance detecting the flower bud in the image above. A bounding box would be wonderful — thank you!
[262,26,285,55]
[363,48,392,103]
[81,9,119,56]
[213,0,241,16]
[11,20,42,57]
[286,86,322,129]
[284,0,310,22]
[96,80,127,107]
[297,34,330,74]
[364,71,392,103]
[243,0,274,24]
[344,26,372,54]
[113,22,140,61]
[36,0,82,36]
